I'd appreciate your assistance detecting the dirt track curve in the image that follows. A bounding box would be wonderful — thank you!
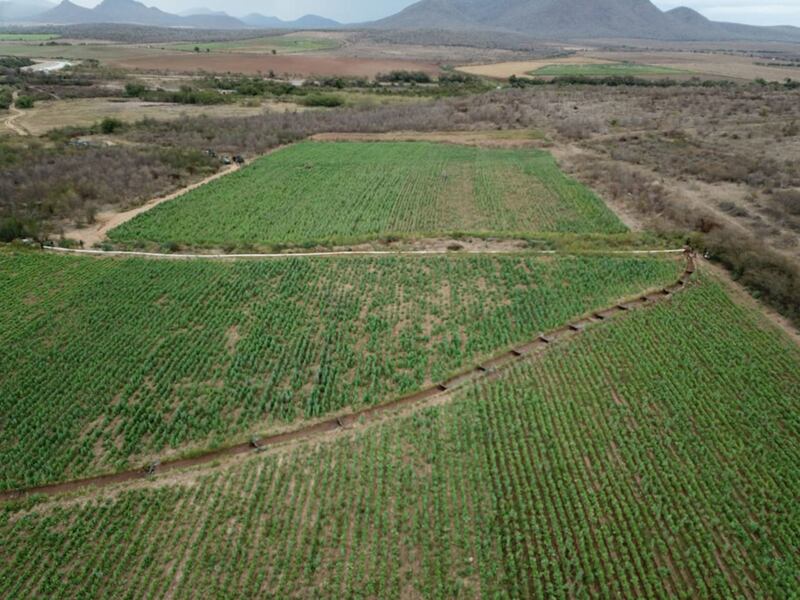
[3,91,29,136]
[0,254,696,502]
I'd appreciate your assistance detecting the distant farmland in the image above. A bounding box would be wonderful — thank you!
[0,33,59,41]
[530,62,687,77]
[110,141,627,248]
[166,34,342,54]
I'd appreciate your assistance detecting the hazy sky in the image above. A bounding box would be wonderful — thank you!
[68,0,800,27]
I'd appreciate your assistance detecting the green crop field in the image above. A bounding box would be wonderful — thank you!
[0,33,59,41]
[531,62,688,77]
[3,279,798,598]
[0,250,679,490]
[167,35,341,54]
[108,142,627,248]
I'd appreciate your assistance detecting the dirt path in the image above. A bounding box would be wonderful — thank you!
[63,164,239,247]
[45,246,685,260]
[3,91,30,136]
[0,254,695,502]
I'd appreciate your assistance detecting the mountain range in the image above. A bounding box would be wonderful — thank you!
[370,0,800,42]
[240,13,341,29]
[0,0,341,30]
[1,0,799,42]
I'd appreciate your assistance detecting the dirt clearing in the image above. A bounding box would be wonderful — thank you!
[14,98,300,136]
[311,130,546,148]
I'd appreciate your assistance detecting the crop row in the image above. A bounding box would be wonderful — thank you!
[108,141,627,247]
[2,280,798,598]
[0,250,680,490]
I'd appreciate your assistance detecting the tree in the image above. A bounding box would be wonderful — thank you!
[15,95,34,109]
[99,117,124,135]
[124,82,147,97]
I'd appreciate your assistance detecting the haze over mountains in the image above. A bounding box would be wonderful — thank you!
[371,0,800,42]
[0,0,341,29]
[1,0,798,42]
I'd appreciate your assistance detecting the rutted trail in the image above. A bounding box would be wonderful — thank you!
[0,254,695,502]
[3,91,29,136]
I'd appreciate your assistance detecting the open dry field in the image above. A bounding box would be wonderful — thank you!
[107,52,441,78]
[0,36,441,78]
[11,98,302,136]
[592,49,800,81]
[0,41,160,62]
[459,49,800,81]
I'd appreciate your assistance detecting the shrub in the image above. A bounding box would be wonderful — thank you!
[377,71,432,84]
[300,94,344,108]
[773,189,800,216]
[0,87,11,110]
[0,217,33,242]
[99,117,125,134]
[124,82,147,97]
[15,95,34,109]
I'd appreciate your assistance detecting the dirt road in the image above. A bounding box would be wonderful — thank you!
[3,91,30,136]
[63,164,239,247]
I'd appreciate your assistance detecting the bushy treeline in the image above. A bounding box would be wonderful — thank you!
[125,82,229,105]
[0,144,217,240]
[377,70,434,84]
[510,74,739,89]
[124,98,482,154]
[0,56,34,70]
[0,86,12,110]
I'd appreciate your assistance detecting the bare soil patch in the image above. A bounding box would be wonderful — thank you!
[17,98,305,135]
[310,130,545,148]
[15,98,299,136]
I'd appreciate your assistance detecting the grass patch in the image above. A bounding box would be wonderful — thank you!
[167,35,341,55]
[531,62,689,77]
[0,33,59,41]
